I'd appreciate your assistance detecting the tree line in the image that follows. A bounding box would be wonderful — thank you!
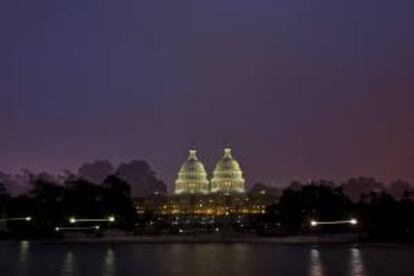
[261,178,414,241]
[0,160,413,241]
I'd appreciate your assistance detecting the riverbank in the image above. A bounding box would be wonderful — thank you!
[13,234,362,244]
[3,232,413,244]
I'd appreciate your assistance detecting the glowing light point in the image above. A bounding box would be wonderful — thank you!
[108,216,115,222]
[350,219,358,225]
[25,217,32,222]
[310,220,318,227]
[69,217,76,224]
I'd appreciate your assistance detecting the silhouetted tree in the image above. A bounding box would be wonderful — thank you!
[357,191,414,241]
[29,177,65,232]
[78,160,115,185]
[277,183,353,233]
[0,183,8,203]
[0,171,29,196]
[117,160,167,197]
[63,178,103,218]
[388,180,412,200]
[0,183,9,219]
[102,174,136,229]
[287,180,303,192]
[342,177,384,202]
[249,182,281,197]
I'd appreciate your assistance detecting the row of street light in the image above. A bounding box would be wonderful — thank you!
[55,216,116,232]
[0,215,116,232]
[1,215,359,231]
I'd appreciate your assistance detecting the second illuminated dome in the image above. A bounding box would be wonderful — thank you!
[211,147,246,194]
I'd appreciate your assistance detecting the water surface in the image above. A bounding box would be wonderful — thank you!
[0,241,413,276]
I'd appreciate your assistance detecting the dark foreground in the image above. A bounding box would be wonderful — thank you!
[1,241,413,276]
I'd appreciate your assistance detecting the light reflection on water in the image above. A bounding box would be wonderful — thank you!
[2,242,413,276]
[61,251,75,276]
[18,241,30,276]
[165,244,250,276]
[228,244,250,276]
[309,246,366,276]
[349,247,365,276]
[309,247,324,276]
[165,244,186,274]
[103,247,116,276]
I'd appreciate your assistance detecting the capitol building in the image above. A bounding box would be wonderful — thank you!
[175,147,246,195]
[134,146,275,217]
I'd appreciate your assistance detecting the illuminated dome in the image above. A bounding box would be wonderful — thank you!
[175,149,209,194]
[211,147,246,194]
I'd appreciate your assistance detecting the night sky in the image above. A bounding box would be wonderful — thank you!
[1,0,413,188]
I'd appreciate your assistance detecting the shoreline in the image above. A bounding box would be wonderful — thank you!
[1,234,412,245]
[0,234,364,244]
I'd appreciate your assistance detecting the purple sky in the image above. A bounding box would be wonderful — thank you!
[1,0,414,188]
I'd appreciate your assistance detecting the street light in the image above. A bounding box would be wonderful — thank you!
[68,216,115,224]
[55,225,101,232]
[0,216,32,222]
[310,219,358,227]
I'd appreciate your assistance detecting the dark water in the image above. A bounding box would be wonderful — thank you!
[0,241,413,276]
